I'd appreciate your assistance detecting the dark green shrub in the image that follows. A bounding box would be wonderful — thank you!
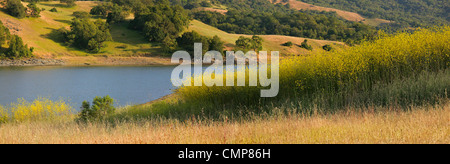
[235,35,263,52]
[49,7,58,12]
[300,39,313,51]
[27,2,41,17]
[90,3,113,17]
[72,11,90,19]
[60,0,76,7]
[106,5,128,24]
[5,0,27,18]
[63,18,112,53]
[4,35,34,59]
[200,1,211,7]
[0,21,10,46]
[282,41,293,47]
[78,96,116,121]
[322,44,333,51]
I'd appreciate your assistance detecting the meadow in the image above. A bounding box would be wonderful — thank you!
[0,26,448,144]
[0,103,448,144]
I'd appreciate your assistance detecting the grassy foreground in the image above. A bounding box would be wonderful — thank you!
[0,103,448,144]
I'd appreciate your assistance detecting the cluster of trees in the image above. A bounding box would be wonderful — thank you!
[299,39,312,51]
[60,15,112,53]
[90,2,129,24]
[79,96,115,122]
[298,0,449,28]
[4,0,42,18]
[5,0,27,18]
[176,31,224,55]
[234,35,263,52]
[209,0,290,13]
[129,3,190,51]
[170,0,214,9]
[193,10,377,43]
[60,0,76,7]
[27,2,41,17]
[0,21,34,59]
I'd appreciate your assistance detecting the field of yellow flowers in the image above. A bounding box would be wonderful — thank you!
[0,98,73,123]
[171,26,449,117]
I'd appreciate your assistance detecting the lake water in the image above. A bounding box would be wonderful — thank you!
[0,66,181,110]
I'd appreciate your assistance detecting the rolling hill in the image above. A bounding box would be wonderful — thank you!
[188,19,345,55]
[0,1,345,65]
[270,0,392,26]
[293,0,448,27]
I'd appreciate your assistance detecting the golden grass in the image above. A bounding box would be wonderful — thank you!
[0,104,448,144]
[192,7,228,15]
[270,0,391,26]
[0,1,156,60]
[187,20,346,55]
[0,1,348,63]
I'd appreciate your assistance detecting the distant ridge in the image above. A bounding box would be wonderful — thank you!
[270,0,391,26]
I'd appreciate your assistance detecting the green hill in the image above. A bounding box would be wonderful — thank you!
[0,1,163,64]
[295,0,449,28]
[0,1,345,65]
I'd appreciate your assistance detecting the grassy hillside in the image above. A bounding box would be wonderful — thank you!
[0,1,157,58]
[296,0,449,27]
[188,20,346,55]
[0,1,345,64]
[270,0,391,26]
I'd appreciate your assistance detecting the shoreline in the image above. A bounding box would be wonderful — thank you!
[0,56,178,67]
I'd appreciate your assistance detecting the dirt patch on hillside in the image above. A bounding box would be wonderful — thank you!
[192,7,228,15]
[271,0,366,22]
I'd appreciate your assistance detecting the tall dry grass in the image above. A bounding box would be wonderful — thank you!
[0,103,448,144]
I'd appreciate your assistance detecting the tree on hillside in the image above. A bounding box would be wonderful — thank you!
[161,36,177,53]
[176,31,210,55]
[4,35,34,59]
[208,35,224,53]
[250,35,263,52]
[5,0,27,18]
[90,3,113,18]
[300,39,313,51]
[49,7,58,12]
[60,0,76,7]
[62,17,112,53]
[322,44,333,51]
[282,41,293,47]
[27,2,41,17]
[72,11,90,19]
[235,36,252,52]
[175,31,225,55]
[0,21,11,46]
[235,35,263,52]
[130,4,190,43]
[106,5,128,24]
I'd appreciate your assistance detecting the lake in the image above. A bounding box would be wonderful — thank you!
[0,66,182,110]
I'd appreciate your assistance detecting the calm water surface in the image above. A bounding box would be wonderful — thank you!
[0,66,182,109]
